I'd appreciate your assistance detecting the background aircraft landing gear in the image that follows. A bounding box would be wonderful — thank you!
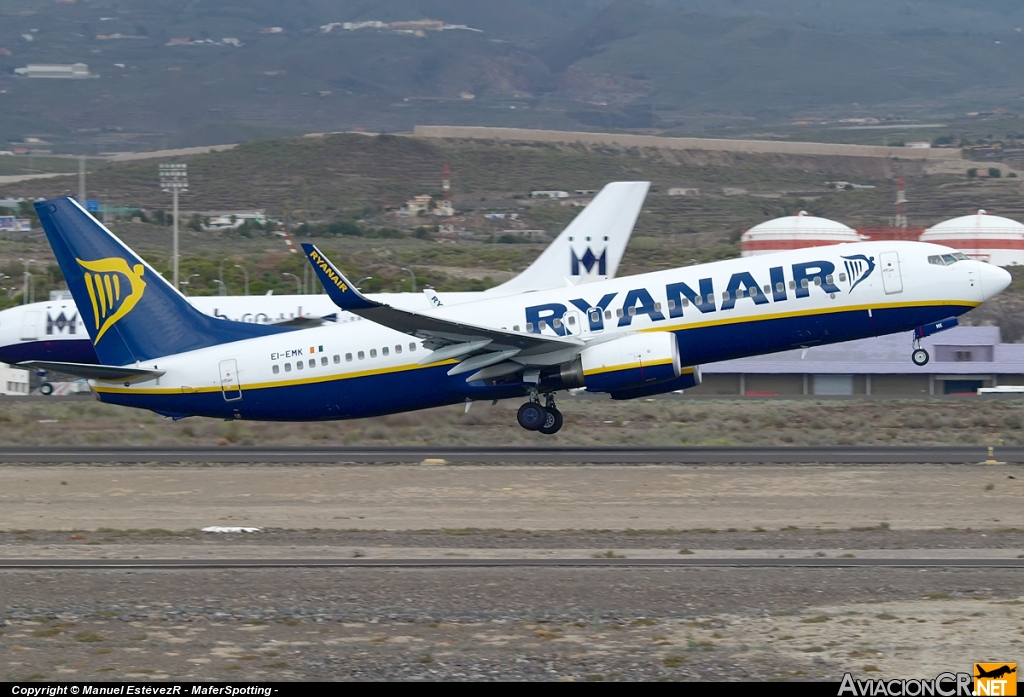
[538,394,563,435]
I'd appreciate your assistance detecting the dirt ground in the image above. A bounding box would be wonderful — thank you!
[0,463,1021,532]
[2,462,1023,681]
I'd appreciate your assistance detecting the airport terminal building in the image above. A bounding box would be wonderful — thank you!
[694,326,1024,395]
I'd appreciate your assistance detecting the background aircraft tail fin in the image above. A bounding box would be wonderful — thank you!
[35,197,287,366]
[485,181,650,295]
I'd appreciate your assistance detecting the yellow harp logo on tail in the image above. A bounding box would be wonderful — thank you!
[76,257,146,344]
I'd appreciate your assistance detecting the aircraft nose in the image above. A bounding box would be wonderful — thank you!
[977,261,1011,302]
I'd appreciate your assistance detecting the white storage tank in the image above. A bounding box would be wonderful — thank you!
[920,210,1024,266]
[740,211,863,257]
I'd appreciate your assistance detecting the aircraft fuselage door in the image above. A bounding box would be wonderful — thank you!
[562,310,583,336]
[20,310,40,340]
[880,251,903,294]
[218,358,242,401]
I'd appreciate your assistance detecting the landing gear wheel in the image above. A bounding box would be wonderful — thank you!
[538,408,563,435]
[912,348,930,366]
[517,402,547,431]
[39,382,53,396]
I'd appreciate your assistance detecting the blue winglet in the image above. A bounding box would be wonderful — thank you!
[301,243,377,311]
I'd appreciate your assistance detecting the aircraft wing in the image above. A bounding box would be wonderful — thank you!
[301,244,582,372]
[18,360,165,384]
[268,313,338,328]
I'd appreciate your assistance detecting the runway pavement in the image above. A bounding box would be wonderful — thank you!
[2,557,1023,569]
[2,445,1022,463]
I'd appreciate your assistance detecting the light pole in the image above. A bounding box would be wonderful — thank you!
[234,264,249,296]
[218,258,229,296]
[400,267,416,293]
[355,276,372,290]
[159,163,188,291]
[180,273,199,296]
[282,272,301,295]
[19,258,33,305]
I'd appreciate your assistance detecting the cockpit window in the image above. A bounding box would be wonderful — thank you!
[928,254,966,266]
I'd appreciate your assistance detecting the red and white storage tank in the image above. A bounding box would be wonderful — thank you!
[920,210,1024,266]
[740,211,863,257]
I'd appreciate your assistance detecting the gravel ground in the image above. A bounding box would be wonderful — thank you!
[3,567,1023,681]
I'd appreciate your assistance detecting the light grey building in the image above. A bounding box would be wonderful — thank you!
[693,326,1024,396]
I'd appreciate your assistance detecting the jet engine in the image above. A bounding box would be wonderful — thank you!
[554,331,684,394]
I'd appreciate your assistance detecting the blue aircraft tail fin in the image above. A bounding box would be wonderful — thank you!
[35,197,288,366]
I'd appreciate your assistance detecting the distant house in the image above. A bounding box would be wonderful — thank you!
[530,190,569,199]
[14,63,95,79]
[668,187,699,196]
[201,212,266,231]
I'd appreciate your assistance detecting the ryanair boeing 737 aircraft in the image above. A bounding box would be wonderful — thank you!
[28,197,1011,434]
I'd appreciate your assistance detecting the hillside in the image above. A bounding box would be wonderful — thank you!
[2,1,1024,150]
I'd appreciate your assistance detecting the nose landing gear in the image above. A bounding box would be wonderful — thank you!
[911,336,930,366]
[516,392,564,435]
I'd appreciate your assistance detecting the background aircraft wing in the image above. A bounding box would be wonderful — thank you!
[17,360,165,384]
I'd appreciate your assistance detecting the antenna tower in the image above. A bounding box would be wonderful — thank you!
[894,177,908,229]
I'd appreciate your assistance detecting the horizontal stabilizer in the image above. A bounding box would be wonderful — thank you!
[18,360,165,384]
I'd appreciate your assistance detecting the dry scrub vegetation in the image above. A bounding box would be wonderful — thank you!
[2,396,1023,447]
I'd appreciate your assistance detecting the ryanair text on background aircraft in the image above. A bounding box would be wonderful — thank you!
[28,197,1011,434]
[0,182,649,370]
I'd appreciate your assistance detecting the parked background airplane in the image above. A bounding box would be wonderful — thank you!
[0,181,649,370]
[29,197,1010,434]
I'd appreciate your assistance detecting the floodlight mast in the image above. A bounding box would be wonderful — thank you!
[158,163,188,289]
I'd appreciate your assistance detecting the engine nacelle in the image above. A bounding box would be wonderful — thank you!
[609,365,701,400]
[567,332,682,394]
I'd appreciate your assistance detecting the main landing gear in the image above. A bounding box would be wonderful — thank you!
[911,337,930,366]
[517,393,563,435]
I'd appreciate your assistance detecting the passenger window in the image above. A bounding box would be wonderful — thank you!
[285,363,292,372]
[825,275,833,285]
[272,365,280,374]
[395,345,402,354]
[296,361,304,370]
[681,297,689,307]
[346,353,353,362]
[370,348,377,358]
[705,294,714,305]
[538,320,547,330]
[382,347,389,356]
[667,300,676,310]
[764,285,771,295]
[616,309,624,318]
[777,282,785,293]
[589,311,599,323]
[358,351,365,360]
[513,325,520,332]
[838,273,847,282]
[334,355,340,364]
[552,318,561,329]
[604,310,612,320]
[722,291,730,300]
[409,343,417,352]
[654,302,662,312]
[736,289,745,298]
[627,306,636,316]
[801,279,809,288]
[789,281,796,290]
[526,322,534,332]
[813,276,821,286]
[321,356,328,366]
[567,315,576,326]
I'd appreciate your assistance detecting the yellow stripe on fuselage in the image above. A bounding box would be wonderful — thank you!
[91,358,459,395]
